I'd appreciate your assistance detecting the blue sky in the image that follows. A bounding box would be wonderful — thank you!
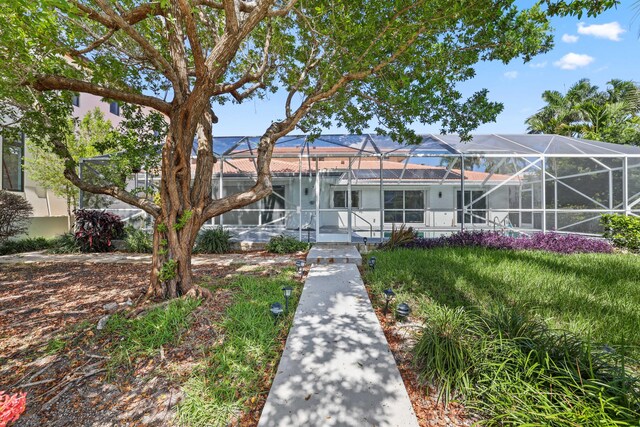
[212,2,640,137]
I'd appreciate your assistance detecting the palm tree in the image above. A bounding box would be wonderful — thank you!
[526,78,640,144]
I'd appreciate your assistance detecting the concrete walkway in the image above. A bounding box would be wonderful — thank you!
[0,251,295,266]
[258,247,418,427]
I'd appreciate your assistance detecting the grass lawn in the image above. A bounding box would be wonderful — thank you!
[101,269,301,426]
[365,247,640,425]
[176,270,300,426]
[365,247,640,358]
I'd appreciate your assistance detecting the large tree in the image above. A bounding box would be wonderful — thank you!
[0,0,615,299]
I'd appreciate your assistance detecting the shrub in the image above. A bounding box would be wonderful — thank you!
[601,213,640,252]
[124,225,153,253]
[380,224,416,250]
[74,209,124,252]
[48,232,81,254]
[402,230,612,254]
[0,237,51,255]
[265,235,310,254]
[0,190,32,243]
[0,391,26,426]
[194,227,231,254]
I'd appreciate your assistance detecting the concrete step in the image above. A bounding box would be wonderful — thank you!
[306,245,362,266]
[258,264,419,427]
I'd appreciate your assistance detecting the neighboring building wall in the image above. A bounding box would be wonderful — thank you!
[0,93,124,238]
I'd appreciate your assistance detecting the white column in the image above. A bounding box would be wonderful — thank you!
[379,155,384,240]
[623,157,629,215]
[541,156,546,233]
[347,158,352,243]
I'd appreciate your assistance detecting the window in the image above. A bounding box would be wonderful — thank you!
[333,190,360,208]
[2,134,24,192]
[109,101,120,116]
[71,93,80,107]
[456,190,487,224]
[384,190,424,223]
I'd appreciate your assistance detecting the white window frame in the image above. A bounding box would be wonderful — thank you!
[383,190,426,224]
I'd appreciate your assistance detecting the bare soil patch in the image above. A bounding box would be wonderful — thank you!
[0,252,296,426]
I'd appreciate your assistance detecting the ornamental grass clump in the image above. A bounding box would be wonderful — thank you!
[413,304,640,425]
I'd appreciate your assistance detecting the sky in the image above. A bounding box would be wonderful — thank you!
[212,1,640,137]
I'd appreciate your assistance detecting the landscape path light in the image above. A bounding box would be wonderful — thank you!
[282,286,293,312]
[368,256,376,271]
[383,288,395,315]
[270,302,284,325]
[295,259,305,278]
[396,302,411,319]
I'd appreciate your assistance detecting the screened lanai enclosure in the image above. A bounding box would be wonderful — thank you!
[80,134,640,243]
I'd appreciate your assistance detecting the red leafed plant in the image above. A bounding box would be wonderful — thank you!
[73,209,124,252]
[0,391,26,427]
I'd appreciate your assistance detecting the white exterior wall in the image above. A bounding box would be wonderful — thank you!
[1,93,126,238]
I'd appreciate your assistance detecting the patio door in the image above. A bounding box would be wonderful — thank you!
[316,167,351,243]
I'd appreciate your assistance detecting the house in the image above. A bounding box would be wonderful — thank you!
[0,93,125,237]
[82,133,640,243]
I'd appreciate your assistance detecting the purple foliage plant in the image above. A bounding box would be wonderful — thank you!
[402,230,612,254]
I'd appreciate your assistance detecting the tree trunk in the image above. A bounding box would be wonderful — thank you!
[145,103,214,301]
[146,214,212,299]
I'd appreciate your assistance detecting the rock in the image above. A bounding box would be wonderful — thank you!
[97,315,110,330]
[103,302,119,312]
[124,298,133,306]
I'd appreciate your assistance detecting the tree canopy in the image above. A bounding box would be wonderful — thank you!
[525,78,640,144]
[0,0,618,298]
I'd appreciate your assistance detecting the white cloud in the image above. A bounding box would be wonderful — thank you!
[577,22,625,41]
[504,71,518,79]
[554,53,594,70]
[561,34,579,43]
[529,61,547,69]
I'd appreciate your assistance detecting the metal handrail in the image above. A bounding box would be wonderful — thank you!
[351,211,374,238]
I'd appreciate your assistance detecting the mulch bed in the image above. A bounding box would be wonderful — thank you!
[368,292,478,426]
[0,256,291,426]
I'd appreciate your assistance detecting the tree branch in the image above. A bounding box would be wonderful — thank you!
[91,0,180,90]
[268,0,298,17]
[223,0,239,33]
[69,28,117,56]
[30,75,171,115]
[177,0,206,76]
[212,22,272,96]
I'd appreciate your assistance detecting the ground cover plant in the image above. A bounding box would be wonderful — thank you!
[400,230,612,254]
[177,271,300,426]
[104,298,202,369]
[364,247,640,425]
[0,237,52,255]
